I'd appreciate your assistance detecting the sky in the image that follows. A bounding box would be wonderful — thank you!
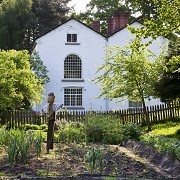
[68,0,91,13]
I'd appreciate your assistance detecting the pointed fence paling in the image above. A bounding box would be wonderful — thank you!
[56,101,180,125]
[0,101,179,128]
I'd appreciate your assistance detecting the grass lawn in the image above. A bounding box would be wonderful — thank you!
[141,120,180,160]
[149,121,180,138]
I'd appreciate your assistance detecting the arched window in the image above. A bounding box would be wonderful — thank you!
[64,54,82,79]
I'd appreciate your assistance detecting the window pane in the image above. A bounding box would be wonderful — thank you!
[64,88,82,107]
[129,100,142,108]
[64,95,70,106]
[72,34,77,42]
[67,34,71,42]
[64,54,82,79]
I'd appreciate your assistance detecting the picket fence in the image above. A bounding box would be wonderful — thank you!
[0,101,179,129]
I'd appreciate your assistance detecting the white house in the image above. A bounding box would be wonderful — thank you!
[34,11,166,112]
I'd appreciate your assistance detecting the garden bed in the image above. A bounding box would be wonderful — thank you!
[0,143,174,179]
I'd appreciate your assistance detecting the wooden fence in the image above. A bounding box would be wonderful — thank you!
[56,101,180,125]
[0,110,47,128]
[0,101,179,128]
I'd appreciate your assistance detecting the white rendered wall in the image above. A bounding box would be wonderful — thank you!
[107,22,166,110]
[34,20,166,112]
[35,19,108,112]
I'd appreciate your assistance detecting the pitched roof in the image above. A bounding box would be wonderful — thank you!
[35,18,107,41]
[35,16,143,41]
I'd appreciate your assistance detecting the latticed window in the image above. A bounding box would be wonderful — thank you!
[67,34,77,42]
[64,54,82,79]
[129,100,142,108]
[64,88,82,106]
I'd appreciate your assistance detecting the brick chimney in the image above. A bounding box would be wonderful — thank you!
[107,11,130,36]
[91,20,100,32]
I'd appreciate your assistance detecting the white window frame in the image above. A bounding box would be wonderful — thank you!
[129,100,142,109]
[64,54,82,79]
[64,88,83,107]
[67,33,77,43]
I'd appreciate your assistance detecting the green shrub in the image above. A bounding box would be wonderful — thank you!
[175,128,180,136]
[85,114,125,144]
[40,124,48,130]
[0,126,8,147]
[123,123,142,141]
[23,124,40,130]
[31,124,40,130]
[141,134,180,160]
[34,132,43,157]
[1,128,43,165]
[58,121,86,143]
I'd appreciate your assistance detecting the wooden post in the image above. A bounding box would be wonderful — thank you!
[46,92,55,154]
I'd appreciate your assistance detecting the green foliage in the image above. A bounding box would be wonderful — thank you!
[58,121,86,144]
[75,0,129,35]
[0,0,72,51]
[0,126,7,147]
[0,50,43,110]
[5,129,31,165]
[0,127,43,165]
[175,129,180,136]
[23,124,41,130]
[153,36,180,102]
[34,131,43,157]
[0,0,33,50]
[86,146,103,174]
[30,51,50,84]
[57,114,142,145]
[16,130,31,164]
[85,114,142,144]
[85,114,123,144]
[141,120,180,160]
[141,135,180,160]
[40,124,48,130]
[128,0,180,38]
[123,123,142,141]
[95,38,165,102]
[124,0,159,20]
[32,0,72,39]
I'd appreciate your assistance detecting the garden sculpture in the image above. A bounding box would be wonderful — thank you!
[46,92,56,154]
[46,92,63,153]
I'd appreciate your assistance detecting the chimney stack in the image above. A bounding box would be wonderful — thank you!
[91,20,100,32]
[107,11,130,36]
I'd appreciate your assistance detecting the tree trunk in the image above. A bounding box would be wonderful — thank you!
[142,99,151,131]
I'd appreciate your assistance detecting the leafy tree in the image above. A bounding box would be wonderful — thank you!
[0,0,73,51]
[29,51,50,84]
[124,0,160,20]
[128,0,180,38]
[0,0,33,50]
[153,35,180,102]
[94,38,165,131]
[75,0,130,35]
[32,0,72,39]
[0,50,44,110]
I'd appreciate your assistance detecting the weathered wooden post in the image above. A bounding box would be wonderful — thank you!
[46,92,55,154]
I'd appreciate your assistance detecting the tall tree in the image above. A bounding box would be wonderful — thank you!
[32,0,72,39]
[30,51,50,84]
[124,0,159,20]
[0,50,44,110]
[0,0,33,50]
[128,0,180,38]
[75,0,129,35]
[0,0,73,51]
[94,38,165,131]
[153,35,180,102]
